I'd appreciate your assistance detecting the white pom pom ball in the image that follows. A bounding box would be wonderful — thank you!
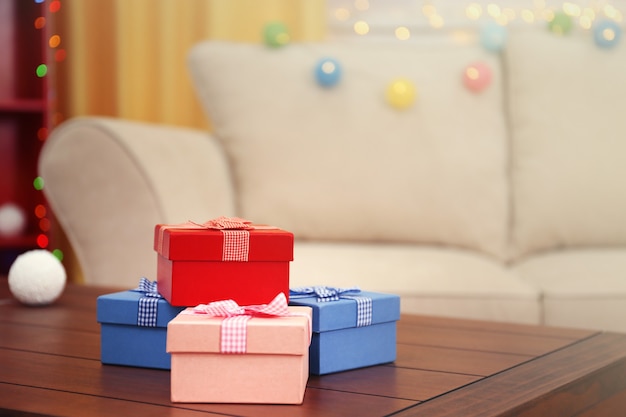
[8,249,67,306]
[0,203,27,237]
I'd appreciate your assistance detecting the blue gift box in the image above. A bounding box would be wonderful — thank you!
[97,286,185,369]
[289,288,400,375]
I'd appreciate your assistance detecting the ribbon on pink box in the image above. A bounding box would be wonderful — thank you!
[157,216,253,261]
[184,293,310,354]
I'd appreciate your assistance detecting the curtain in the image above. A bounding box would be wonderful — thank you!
[57,0,326,129]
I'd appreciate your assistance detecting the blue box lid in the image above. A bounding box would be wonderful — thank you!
[97,290,185,328]
[289,290,400,332]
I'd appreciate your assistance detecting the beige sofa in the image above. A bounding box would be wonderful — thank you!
[40,29,626,332]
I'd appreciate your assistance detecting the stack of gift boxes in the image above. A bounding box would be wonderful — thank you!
[96,217,400,404]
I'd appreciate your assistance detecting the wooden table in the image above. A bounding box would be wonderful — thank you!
[2,280,626,416]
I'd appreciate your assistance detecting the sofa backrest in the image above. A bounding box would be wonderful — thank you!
[188,39,510,260]
[505,30,626,259]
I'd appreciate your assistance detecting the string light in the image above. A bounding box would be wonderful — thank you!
[395,26,411,40]
[49,34,61,48]
[52,249,64,261]
[35,204,47,219]
[34,17,46,29]
[36,64,47,77]
[55,49,66,62]
[329,1,625,32]
[37,234,49,249]
[49,0,61,13]
[466,4,482,20]
[33,177,44,191]
[20,0,66,264]
[37,127,48,141]
[335,8,351,21]
[354,20,370,35]
[39,218,51,232]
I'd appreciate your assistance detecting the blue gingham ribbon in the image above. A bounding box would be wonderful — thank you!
[290,286,373,327]
[133,277,162,327]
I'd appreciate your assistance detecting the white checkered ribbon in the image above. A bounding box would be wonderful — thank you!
[202,217,251,261]
[133,277,162,327]
[186,293,296,354]
[290,286,373,327]
[157,217,252,261]
[221,230,250,261]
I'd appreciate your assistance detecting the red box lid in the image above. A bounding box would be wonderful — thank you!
[154,222,294,261]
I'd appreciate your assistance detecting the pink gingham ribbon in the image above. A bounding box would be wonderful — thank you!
[157,217,253,261]
[186,293,299,354]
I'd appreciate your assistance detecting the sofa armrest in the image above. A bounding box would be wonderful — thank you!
[39,116,235,286]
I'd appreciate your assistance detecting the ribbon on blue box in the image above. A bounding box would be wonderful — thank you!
[290,286,373,327]
[133,277,162,327]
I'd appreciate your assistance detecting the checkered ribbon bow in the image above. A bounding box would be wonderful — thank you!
[134,277,162,327]
[158,217,253,261]
[290,286,373,327]
[187,293,292,354]
[199,217,252,261]
[201,216,252,230]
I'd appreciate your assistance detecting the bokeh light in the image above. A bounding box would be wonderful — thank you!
[52,249,64,262]
[49,35,61,48]
[37,233,49,248]
[315,58,342,88]
[548,11,573,35]
[33,176,45,191]
[385,78,417,110]
[37,127,48,141]
[480,22,508,52]
[263,22,290,48]
[55,49,67,62]
[35,204,47,219]
[466,3,482,20]
[36,64,47,77]
[593,19,622,48]
[354,20,370,35]
[395,26,410,40]
[34,17,46,29]
[463,62,493,93]
[39,218,51,232]
[49,0,61,13]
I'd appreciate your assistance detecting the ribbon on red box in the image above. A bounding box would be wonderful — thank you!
[290,286,373,327]
[184,293,310,354]
[157,216,253,261]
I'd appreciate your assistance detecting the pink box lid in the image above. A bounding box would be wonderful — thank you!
[167,306,312,355]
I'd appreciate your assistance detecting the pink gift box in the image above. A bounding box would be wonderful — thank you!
[167,305,312,404]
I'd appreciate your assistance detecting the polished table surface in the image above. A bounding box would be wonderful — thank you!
[1,279,626,416]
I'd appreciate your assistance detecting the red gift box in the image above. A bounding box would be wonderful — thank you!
[154,218,293,307]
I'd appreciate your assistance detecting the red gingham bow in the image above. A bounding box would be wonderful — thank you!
[188,293,292,354]
[200,216,252,230]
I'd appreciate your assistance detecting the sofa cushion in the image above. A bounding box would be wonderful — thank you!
[506,31,626,258]
[188,40,509,259]
[290,242,541,325]
[513,248,626,333]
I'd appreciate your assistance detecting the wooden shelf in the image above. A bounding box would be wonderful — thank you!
[0,99,48,113]
[0,235,38,249]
